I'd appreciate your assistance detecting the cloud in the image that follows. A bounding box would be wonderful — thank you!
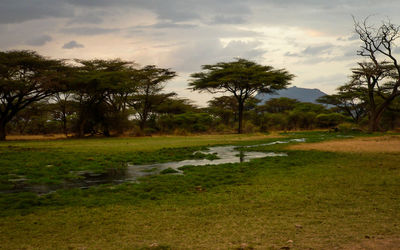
[284,44,335,59]
[0,0,73,24]
[304,73,348,88]
[133,21,198,30]
[3,0,400,104]
[284,52,301,57]
[211,15,247,25]
[62,40,84,49]
[25,35,52,46]
[164,39,267,72]
[302,44,334,55]
[67,11,107,25]
[337,33,359,41]
[61,26,119,35]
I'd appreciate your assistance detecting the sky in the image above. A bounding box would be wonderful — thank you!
[1,0,400,106]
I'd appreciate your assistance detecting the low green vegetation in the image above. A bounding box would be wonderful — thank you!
[0,132,399,249]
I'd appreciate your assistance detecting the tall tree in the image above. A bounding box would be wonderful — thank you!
[71,59,137,137]
[353,18,400,131]
[0,50,65,140]
[317,84,366,123]
[190,59,294,133]
[128,65,176,131]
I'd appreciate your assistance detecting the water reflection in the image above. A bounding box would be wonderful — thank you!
[5,139,304,194]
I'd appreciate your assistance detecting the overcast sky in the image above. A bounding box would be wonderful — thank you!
[1,0,400,106]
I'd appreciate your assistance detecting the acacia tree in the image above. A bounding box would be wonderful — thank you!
[129,65,176,131]
[71,59,137,137]
[353,18,400,131]
[317,83,367,123]
[0,50,65,140]
[190,59,294,133]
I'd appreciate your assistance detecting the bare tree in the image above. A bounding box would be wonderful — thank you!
[354,17,400,131]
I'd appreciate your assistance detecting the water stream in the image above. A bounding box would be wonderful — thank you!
[6,139,304,194]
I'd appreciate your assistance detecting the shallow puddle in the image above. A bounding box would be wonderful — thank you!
[5,139,303,194]
[123,145,287,180]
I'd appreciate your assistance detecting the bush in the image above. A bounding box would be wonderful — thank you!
[337,123,362,133]
[316,113,347,128]
[157,113,214,133]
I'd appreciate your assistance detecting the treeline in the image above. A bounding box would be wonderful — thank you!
[1,51,399,141]
[0,50,344,139]
[0,50,195,139]
[2,18,400,140]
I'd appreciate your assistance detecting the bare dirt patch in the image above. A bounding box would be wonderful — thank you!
[288,135,400,153]
[342,237,400,250]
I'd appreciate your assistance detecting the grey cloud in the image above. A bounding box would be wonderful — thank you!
[62,40,84,49]
[65,0,252,22]
[284,44,335,59]
[337,33,359,41]
[61,27,119,35]
[211,15,247,25]
[285,43,360,64]
[126,24,262,42]
[284,52,301,57]
[26,35,52,46]
[165,39,266,72]
[0,0,73,24]
[133,21,198,30]
[67,11,106,24]
[303,44,334,55]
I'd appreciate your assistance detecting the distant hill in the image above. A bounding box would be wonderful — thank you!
[256,86,327,104]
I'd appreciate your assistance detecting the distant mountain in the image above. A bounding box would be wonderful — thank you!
[256,86,327,104]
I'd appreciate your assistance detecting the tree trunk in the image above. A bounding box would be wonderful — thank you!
[0,121,6,141]
[238,101,244,134]
[78,119,85,138]
[62,115,68,137]
[368,110,384,132]
[139,111,148,131]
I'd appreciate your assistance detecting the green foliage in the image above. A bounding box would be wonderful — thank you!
[160,168,179,174]
[337,122,360,133]
[261,97,299,113]
[0,50,66,140]
[1,132,399,249]
[128,65,176,131]
[190,58,294,133]
[316,113,348,128]
[158,112,214,133]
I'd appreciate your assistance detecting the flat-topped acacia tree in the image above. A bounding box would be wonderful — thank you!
[0,50,65,140]
[189,59,294,133]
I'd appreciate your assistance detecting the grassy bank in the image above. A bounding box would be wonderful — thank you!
[0,132,399,249]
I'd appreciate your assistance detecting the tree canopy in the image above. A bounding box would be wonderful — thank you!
[189,58,294,133]
[0,50,65,140]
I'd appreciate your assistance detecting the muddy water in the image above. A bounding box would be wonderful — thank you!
[6,139,303,194]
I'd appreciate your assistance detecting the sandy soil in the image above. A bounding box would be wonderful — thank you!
[288,135,400,153]
[343,237,400,249]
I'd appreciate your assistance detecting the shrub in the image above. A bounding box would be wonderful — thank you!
[316,113,347,128]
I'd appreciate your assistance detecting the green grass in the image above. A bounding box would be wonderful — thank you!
[0,132,399,249]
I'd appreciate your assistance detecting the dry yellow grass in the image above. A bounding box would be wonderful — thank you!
[4,132,283,141]
[288,135,400,153]
[6,134,68,140]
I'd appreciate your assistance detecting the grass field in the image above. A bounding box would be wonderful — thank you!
[0,132,399,249]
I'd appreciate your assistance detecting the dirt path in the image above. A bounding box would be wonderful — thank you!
[288,135,400,153]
